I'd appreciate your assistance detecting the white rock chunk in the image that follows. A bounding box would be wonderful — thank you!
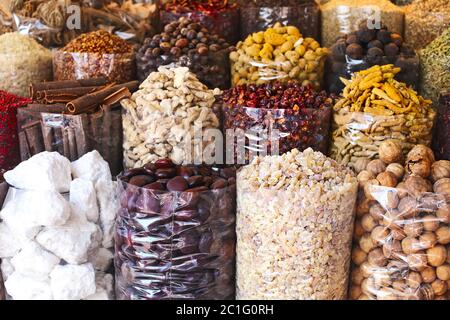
[5,272,53,300]
[70,178,99,223]
[1,258,14,280]
[50,264,96,300]
[88,247,113,272]
[11,242,60,280]
[85,272,113,300]
[4,151,71,192]
[95,180,118,248]
[71,151,112,184]
[0,223,22,258]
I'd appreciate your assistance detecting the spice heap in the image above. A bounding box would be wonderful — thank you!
[121,66,221,168]
[326,21,418,94]
[404,0,450,50]
[230,23,328,89]
[161,0,239,43]
[0,33,52,97]
[17,78,138,174]
[116,159,236,300]
[433,93,450,161]
[0,90,30,174]
[53,30,136,84]
[0,151,117,300]
[331,64,436,170]
[236,148,358,299]
[350,142,450,300]
[136,17,233,89]
[419,28,450,107]
[222,81,336,162]
[321,0,404,47]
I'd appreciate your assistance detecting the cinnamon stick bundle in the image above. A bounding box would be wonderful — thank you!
[30,78,108,99]
[36,86,103,104]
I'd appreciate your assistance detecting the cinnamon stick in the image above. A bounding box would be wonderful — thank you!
[38,86,103,104]
[101,105,112,168]
[75,114,90,157]
[53,127,64,155]
[62,128,70,158]
[30,78,108,99]
[102,87,131,107]
[24,125,45,156]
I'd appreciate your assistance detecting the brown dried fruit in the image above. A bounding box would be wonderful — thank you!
[386,163,404,180]
[431,160,450,182]
[379,140,403,164]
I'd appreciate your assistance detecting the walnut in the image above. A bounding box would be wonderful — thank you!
[431,279,447,296]
[407,251,428,271]
[357,170,375,187]
[436,265,450,281]
[404,221,424,237]
[359,233,376,253]
[379,139,403,164]
[352,245,368,265]
[367,248,387,267]
[396,182,409,198]
[419,232,438,250]
[354,157,371,174]
[364,179,380,200]
[356,197,371,217]
[349,285,362,300]
[405,145,434,178]
[404,175,432,198]
[369,203,385,220]
[386,189,399,209]
[361,214,378,232]
[353,218,365,241]
[371,225,389,245]
[433,178,450,197]
[398,196,419,219]
[382,240,402,259]
[422,214,440,232]
[431,160,450,182]
[377,171,397,187]
[366,159,387,176]
[386,163,405,180]
[420,267,437,283]
[436,226,450,245]
[427,245,447,267]
[402,237,421,254]
[351,266,365,285]
[436,204,450,224]
[407,272,422,289]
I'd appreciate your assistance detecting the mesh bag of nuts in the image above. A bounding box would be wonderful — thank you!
[115,160,236,300]
[321,0,404,48]
[432,93,450,162]
[325,21,419,94]
[230,23,328,90]
[238,0,320,41]
[330,64,436,171]
[53,30,136,84]
[350,142,450,300]
[236,148,358,299]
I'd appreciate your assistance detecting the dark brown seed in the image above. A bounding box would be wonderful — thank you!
[175,38,189,48]
[155,158,174,169]
[185,186,209,193]
[143,182,165,190]
[187,175,204,188]
[177,166,195,178]
[129,175,155,187]
[210,178,227,189]
[156,168,176,179]
[167,176,189,192]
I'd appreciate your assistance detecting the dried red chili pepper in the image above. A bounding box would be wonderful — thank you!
[0,90,31,171]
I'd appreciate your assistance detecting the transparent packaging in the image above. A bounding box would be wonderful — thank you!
[115,177,236,300]
[0,181,7,301]
[330,110,436,170]
[350,186,450,300]
[236,168,358,299]
[53,51,136,84]
[433,93,450,161]
[321,0,404,48]
[17,108,123,176]
[239,1,320,41]
[223,105,332,165]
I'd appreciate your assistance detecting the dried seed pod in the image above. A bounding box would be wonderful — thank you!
[431,161,450,182]
[379,140,403,164]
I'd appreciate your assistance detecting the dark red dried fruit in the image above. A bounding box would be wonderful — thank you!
[167,176,189,192]
[129,175,155,187]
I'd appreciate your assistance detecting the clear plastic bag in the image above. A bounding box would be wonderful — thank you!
[239,1,320,41]
[53,51,136,84]
[350,186,450,300]
[330,110,436,170]
[321,0,404,48]
[115,174,236,300]
[433,93,450,161]
[0,181,8,301]
[223,105,332,165]
[17,108,123,176]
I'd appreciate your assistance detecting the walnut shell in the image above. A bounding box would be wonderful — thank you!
[364,179,380,201]
[386,163,405,180]
[354,157,371,174]
[406,145,434,178]
[431,160,450,182]
[377,171,398,187]
[366,159,387,176]
[379,139,403,164]
[404,175,432,198]
[398,196,419,219]
[357,170,375,187]
[433,178,450,197]
[427,245,447,267]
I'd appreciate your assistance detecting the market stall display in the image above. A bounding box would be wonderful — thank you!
[325,21,418,94]
[419,28,450,107]
[136,17,233,89]
[350,142,450,300]
[404,0,450,50]
[236,148,358,299]
[0,151,117,300]
[17,79,138,175]
[160,0,240,44]
[222,81,336,164]
[121,66,221,169]
[53,30,136,84]
[230,23,328,89]
[433,93,450,161]
[238,0,320,41]
[321,0,404,48]
[0,32,52,97]
[330,64,436,172]
[116,160,236,300]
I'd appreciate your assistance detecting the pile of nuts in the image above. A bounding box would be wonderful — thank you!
[350,141,450,300]
[121,66,221,168]
[136,17,233,89]
[116,159,236,300]
[53,30,136,84]
[222,81,336,163]
[230,22,328,89]
[236,148,358,299]
[326,21,419,93]
[330,64,436,170]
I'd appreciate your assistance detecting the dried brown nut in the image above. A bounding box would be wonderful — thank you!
[404,221,424,238]
[405,145,435,178]
[437,205,450,224]
[407,271,423,289]
[436,265,450,281]
[352,246,368,265]
[369,203,385,220]
[357,170,375,186]
[382,240,402,259]
[402,237,421,254]
[404,175,432,198]
[364,179,380,200]
[433,178,450,197]
[368,248,387,267]
[354,218,365,240]
[379,140,403,164]
[356,197,371,217]
[391,228,407,241]
[386,163,405,180]
[398,196,419,219]
[371,226,389,245]
[431,279,447,296]
[421,267,437,283]
[422,215,440,232]
[366,159,387,177]
[386,190,400,209]
[361,214,378,232]
[417,283,435,300]
[377,171,398,187]
[431,161,450,182]
[359,234,376,253]
[354,157,371,174]
[349,285,362,300]
[407,251,428,271]
[396,182,409,198]
[360,261,374,278]
[351,267,365,285]
[436,226,450,245]
[419,232,438,250]
[427,245,447,267]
